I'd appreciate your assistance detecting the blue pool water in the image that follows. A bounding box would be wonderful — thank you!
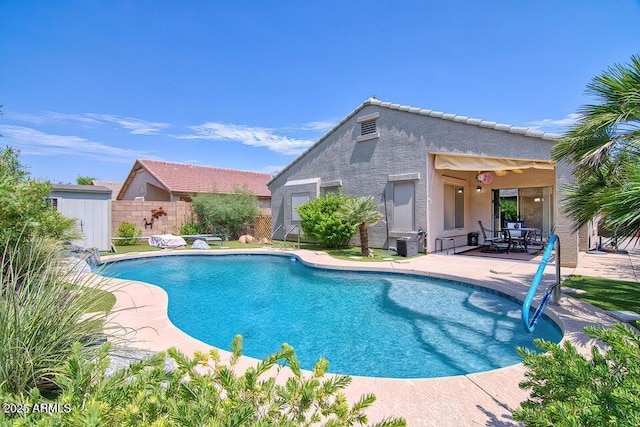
[100,254,562,378]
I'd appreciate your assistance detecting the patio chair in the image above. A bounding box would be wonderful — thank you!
[526,225,556,254]
[478,221,510,253]
[504,221,527,252]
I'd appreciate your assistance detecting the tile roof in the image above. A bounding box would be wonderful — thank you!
[135,159,271,197]
[268,98,561,185]
[92,180,123,200]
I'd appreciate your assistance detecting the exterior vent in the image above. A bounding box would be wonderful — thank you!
[360,119,377,136]
[356,112,380,142]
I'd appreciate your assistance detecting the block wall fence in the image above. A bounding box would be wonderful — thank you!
[112,200,194,238]
[111,200,272,240]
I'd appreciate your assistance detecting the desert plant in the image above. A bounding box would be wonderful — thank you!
[513,324,640,426]
[1,337,406,426]
[0,235,115,395]
[179,220,204,236]
[297,193,356,248]
[338,196,383,256]
[114,221,141,245]
[192,189,259,239]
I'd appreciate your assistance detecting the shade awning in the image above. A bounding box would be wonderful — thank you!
[434,154,555,171]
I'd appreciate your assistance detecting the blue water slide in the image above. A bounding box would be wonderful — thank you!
[522,234,560,332]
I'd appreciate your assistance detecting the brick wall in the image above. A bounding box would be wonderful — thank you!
[112,201,272,239]
[112,200,194,237]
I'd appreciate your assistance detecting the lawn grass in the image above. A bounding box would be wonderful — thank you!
[66,284,117,313]
[84,287,117,313]
[563,275,640,328]
[321,246,417,262]
[109,241,419,262]
[111,241,265,254]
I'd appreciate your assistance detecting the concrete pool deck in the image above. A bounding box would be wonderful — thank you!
[98,247,639,426]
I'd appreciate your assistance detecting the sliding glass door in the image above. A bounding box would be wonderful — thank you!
[493,187,554,234]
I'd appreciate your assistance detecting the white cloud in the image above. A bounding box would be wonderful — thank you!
[262,165,285,175]
[0,125,155,163]
[6,111,171,135]
[84,113,171,135]
[527,113,582,133]
[180,122,316,155]
[284,120,336,132]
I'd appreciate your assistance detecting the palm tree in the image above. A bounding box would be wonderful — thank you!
[339,196,383,257]
[552,54,640,238]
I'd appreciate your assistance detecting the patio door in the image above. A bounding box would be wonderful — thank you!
[492,187,554,233]
[492,188,518,231]
[519,187,554,236]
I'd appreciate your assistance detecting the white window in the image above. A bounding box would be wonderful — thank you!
[46,197,58,210]
[444,184,464,230]
[393,182,415,231]
[291,192,310,222]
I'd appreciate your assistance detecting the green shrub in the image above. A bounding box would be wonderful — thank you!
[192,189,259,239]
[0,147,76,243]
[297,193,356,248]
[1,337,406,427]
[0,236,115,395]
[179,220,203,236]
[513,324,640,426]
[114,221,141,245]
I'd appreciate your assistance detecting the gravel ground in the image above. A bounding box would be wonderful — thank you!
[106,347,176,377]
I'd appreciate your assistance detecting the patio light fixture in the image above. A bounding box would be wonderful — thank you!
[476,186,482,193]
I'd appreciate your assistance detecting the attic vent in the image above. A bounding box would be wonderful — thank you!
[360,119,377,136]
[356,112,380,142]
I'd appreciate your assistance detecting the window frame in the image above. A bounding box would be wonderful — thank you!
[291,192,310,222]
[392,181,415,232]
[443,182,465,230]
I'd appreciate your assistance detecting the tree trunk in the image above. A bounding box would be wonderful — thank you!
[359,223,369,256]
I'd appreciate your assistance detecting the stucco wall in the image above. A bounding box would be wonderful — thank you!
[269,103,580,266]
[120,169,169,200]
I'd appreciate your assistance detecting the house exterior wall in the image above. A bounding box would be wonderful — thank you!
[555,160,580,267]
[146,183,170,201]
[257,196,271,210]
[431,164,557,248]
[269,103,580,266]
[120,169,169,200]
[50,190,112,251]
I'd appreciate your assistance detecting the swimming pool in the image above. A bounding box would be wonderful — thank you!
[100,254,562,378]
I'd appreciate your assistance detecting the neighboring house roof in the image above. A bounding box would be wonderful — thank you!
[92,180,123,200]
[51,184,112,195]
[118,159,271,199]
[268,98,561,185]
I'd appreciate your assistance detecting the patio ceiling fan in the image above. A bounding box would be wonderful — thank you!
[495,169,524,177]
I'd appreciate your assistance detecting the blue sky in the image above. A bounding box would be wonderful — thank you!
[1,1,639,184]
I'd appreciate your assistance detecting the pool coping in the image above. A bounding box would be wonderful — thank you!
[94,248,619,426]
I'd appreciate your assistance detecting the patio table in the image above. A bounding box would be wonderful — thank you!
[502,227,537,253]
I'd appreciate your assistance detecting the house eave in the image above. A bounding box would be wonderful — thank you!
[266,98,561,186]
